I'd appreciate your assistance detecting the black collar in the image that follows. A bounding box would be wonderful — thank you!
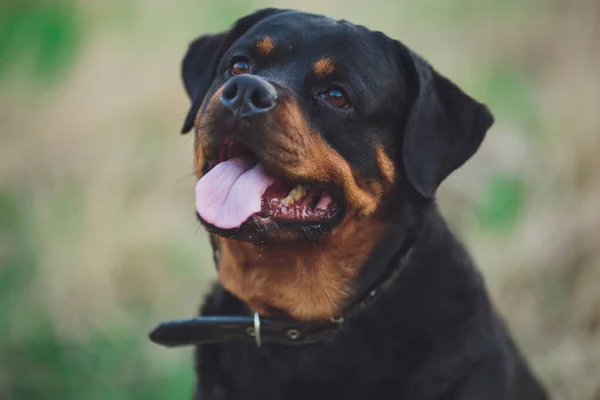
[149,226,417,348]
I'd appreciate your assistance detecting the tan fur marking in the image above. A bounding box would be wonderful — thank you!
[195,95,396,321]
[193,87,224,178]
[217,217,388,321]
[376,144,396,185]
[256,37,275,55]
[313,58,336,78]
[274,100,386,216]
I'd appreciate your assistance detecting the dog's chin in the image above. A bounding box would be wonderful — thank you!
[197,209,345,244]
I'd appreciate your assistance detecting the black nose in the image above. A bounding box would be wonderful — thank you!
[220,75,277,118]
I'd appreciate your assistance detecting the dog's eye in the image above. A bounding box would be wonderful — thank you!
[320,88,349,108]
[230,58,250,76]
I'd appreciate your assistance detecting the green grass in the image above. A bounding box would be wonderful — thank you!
[476,172,526,232]
[0,1,82,85]
[475,68,541,136]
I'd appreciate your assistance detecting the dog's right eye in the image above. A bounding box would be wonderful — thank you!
[320,87,350,108]
[230,58,250,75]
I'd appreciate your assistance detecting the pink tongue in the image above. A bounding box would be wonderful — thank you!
[195,158,275,229]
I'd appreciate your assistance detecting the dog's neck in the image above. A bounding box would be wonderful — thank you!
[212,206,421,322]
[213,219,387,321]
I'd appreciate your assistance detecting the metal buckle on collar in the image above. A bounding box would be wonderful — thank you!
[244,312,263,347]
[149,233,418,349]
[253,312,262,347]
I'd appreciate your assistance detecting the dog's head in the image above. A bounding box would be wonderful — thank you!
[181,9,493,320]
[183,9,492,244]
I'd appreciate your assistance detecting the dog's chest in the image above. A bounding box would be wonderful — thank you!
[197,326,425,400]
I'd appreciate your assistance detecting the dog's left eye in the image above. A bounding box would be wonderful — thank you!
[320,88,350,108]
[230,59,250,75]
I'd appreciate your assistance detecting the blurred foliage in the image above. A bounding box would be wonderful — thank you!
[476,68,540,136]
[477,173,525,232]
[1,0,599,399]
[0,1,82,85]
[0,187,193,399]
[0,3,198,398]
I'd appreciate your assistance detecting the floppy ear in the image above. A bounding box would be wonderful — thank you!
[180,8,285,134]
[401,50,494,198]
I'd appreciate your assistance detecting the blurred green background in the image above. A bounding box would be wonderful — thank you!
[0,0,599,399]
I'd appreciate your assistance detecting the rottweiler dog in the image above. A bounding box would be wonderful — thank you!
[168,8,549,400]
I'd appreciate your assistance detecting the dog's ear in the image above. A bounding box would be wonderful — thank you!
[399,49,494,198]
[180,8,285,134]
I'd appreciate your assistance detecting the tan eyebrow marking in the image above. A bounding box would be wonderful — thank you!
[256,37,275,55]
[313,58,336,78]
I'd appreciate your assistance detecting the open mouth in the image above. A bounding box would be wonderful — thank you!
[196,139,340,230]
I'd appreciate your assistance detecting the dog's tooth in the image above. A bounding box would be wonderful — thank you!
[289,184,305,201]
[280,195,294,205]
[315,194,333,210]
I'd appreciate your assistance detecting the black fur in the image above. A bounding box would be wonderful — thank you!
[179,9,549,399]
[401,51,493,199]
[193,208,547,400]
[181,9,286,134]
